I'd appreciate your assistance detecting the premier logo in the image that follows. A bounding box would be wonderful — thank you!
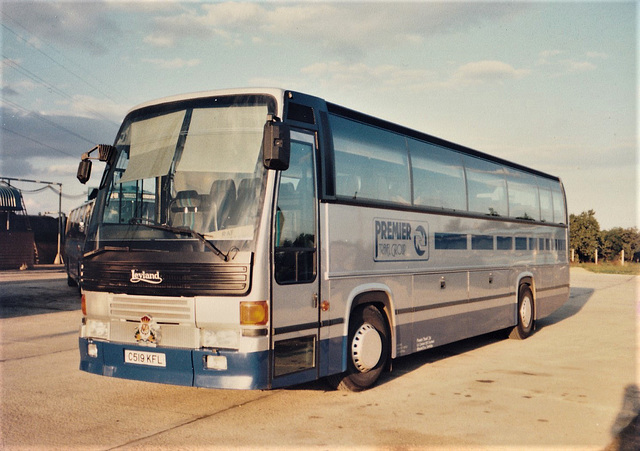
[130,270,163,284]
[374,218,429,262]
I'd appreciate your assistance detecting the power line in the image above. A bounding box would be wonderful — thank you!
[15,185,50,193]
[1,126,79,158]
[2,56,70,99]
[2,98,96,145]
[0,15,121,104]
[58,191,88,200]
[2,56,120,127]
[4,181,87,199]
[45,185,88,200]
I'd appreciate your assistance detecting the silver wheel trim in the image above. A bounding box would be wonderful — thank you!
[520,294,533,329]
[351,323,383,372]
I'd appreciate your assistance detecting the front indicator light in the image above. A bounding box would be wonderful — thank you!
[240,301,268,325]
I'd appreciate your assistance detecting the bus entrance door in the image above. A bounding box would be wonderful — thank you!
[270,130,320,387]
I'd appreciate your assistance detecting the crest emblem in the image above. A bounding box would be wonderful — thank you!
[134,315,159,344]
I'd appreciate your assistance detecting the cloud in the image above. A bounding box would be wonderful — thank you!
[2,58,38,96]
[141,2,527,58]
[586,51,608,59]
[0,105,120,173]
[142,3,228,48]
[1,86,19,97]
[43,95,127,125]
[3,2,120,55]
[537,49,564,65]
[449,60,530,85]
[295,59,529,94]
[537,49,599,75]
[563,60,597,73]
[0,103,117,210]
[142,58,201,69]
[299,62,438,92]
[2,79,38,96]
[42,162,81,178]
[143,35,175,48]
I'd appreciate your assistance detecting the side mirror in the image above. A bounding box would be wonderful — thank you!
[76,144,116,184]
[263,118,290,171]
[77,159,92,184]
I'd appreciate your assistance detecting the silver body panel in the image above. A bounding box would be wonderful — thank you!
[321,202,569,359]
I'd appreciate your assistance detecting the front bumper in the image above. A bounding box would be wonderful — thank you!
[79,338,270,390]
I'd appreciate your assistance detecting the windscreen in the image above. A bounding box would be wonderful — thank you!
[88,95,275,254]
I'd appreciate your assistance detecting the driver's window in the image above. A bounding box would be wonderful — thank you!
[274,139,316,284]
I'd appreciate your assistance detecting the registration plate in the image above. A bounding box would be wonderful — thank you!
[124,349,166,367]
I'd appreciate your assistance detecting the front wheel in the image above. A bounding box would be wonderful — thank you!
[327,305,390,391]
[509,285,535,340]
[67,274,78,288]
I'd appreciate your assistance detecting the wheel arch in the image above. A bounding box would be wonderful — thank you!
[344,284,397,359]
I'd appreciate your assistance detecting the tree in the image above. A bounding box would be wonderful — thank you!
[602,227,624,261]
[602,227,640,262]
[625,228,640,261]
[570,210,601,262]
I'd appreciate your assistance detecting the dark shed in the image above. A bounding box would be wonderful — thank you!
[0,183,35,269]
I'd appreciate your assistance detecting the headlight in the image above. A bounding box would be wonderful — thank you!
[84,319,109,340]
[200,329,239,349]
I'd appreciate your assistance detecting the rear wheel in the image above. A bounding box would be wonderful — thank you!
[509,285,535,340]
[327,305,390,391]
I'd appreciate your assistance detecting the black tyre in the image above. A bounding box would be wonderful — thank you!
[327,305,390,391]
[67,275,78,287]
[509,285,535,340]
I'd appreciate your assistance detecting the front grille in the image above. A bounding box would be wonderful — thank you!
[110,296,193,322]
[109,320,199,348]
[83,260,251,296]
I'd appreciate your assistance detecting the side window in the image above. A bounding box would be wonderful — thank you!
[464,156,508,217]
[505,169,540,221]
[274,138,316,284]
[330,114,410,205]
[408,139,466,211]
[551,184,566,224]
[537,177,555,222]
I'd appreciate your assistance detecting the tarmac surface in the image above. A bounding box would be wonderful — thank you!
[0,265,76,318]
[0,266,637,449]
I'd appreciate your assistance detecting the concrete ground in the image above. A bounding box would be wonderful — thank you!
[0,267,637,449]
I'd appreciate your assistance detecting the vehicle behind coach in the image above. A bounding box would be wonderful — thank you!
[64,197,95,288]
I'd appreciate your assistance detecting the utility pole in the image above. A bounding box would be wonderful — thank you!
[54,183,63,264]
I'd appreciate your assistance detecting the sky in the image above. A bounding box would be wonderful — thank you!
[1,1,637,230]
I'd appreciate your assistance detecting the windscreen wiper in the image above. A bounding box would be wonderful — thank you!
[84,246,130,259]
[130,218,233,262]
[84,245,166,259]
